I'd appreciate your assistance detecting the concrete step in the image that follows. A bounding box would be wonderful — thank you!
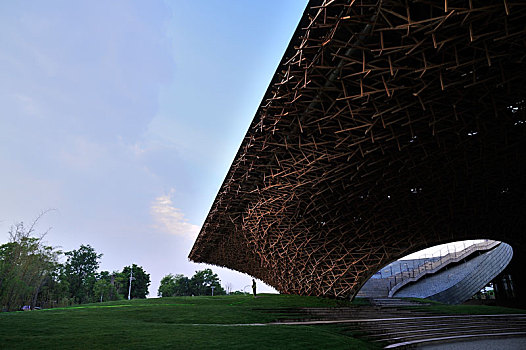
[384,331,526,349]
[365,322,526,339]
[346,314,526,347]
[352,315,526,326]
[353,316,526,328]
[271,304,526,349]
[375,325,526,343]
[370,298,429,307]
[357,320,526,334]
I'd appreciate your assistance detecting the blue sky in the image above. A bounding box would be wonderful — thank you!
[0,0,307,295]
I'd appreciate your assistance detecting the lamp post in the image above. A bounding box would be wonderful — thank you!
[128,267,135,300]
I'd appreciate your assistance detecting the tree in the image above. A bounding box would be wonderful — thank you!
[112,271,128,298]
[33,266,70,308]
[93,271,120,302]
[190,269,225,296]
[120,264,150,299]
[158,269,226,297]
[158,274,191,297]
[64,245,102,304]
[174,275,191,296]
[158,274,176,297]
[0,220,62,311]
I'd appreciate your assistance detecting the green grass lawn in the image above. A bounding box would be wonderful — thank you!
[0,294,378,350]
[4,295,522,349]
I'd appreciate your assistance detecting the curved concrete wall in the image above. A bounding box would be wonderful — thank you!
[426,243,513,304]
[394,243,513,304]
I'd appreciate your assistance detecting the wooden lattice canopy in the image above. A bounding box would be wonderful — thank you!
[189,0,526,298]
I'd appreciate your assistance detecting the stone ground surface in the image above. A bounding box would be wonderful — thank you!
[417,336,526,350]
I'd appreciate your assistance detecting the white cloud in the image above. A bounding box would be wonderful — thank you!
[150,190,199,239]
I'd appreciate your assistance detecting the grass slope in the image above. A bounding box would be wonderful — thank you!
[0,294,377,350]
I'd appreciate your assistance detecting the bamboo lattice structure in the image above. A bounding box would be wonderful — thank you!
[189,0,526,299]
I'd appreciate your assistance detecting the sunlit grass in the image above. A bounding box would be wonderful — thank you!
[4,294,519,349]
[0,294,378,350]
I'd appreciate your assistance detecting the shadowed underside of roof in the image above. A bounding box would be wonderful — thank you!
[189,0,526,298]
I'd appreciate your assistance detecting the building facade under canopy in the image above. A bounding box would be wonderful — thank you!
[189,0,526,299]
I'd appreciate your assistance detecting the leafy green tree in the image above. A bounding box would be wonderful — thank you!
[34,266,70,308]
[0,221,62,311]
[112,270,128,297]
[158,274,176,297]
[120,264,150,299]
[64,245,102,304]
[93,271,120,302]
[158,269,225,297]
[190,269,225,296]
[174,275,191,296]
[158,274,191,297]
[93,279,110,302]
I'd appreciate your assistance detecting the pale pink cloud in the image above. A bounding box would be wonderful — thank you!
[150,190,199,239]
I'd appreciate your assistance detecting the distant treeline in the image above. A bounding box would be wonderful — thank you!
[157,269,226,297]
[0,220,150,312]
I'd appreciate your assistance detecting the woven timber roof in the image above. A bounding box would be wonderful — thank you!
[189,0,526,298]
